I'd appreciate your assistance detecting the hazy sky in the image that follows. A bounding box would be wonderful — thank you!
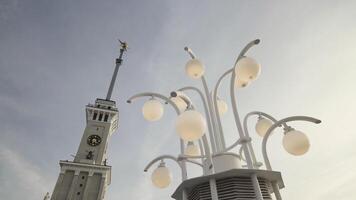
[1,0,356,199]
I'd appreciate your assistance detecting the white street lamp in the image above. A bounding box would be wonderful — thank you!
[142,98,164,121]
[282,129,310,156]
[171,96,188,112]
[175,110,207,141]
[185,59,205,79]
[261,116,321,200]
[151,161,172,188]
[128,39,321,200]
[235,78,250,88]
[255,117,273,137]
[217,99,228,116]
[234,57,261,82]
[128,92,211,182]
[184,141,200,157]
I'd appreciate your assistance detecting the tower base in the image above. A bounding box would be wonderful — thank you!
[51,160,111,200]
[172,169,284,200]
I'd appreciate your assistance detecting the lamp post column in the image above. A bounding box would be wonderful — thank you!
[230,67,262,200]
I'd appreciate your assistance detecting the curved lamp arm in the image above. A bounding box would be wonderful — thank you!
[144,155,179,172]
[262,116,322,171]
[184,47,222,153]
[144,154,204,182]
[184,47,196,59]
[242,111,280,168]
[173,88,215,174]
[127,92,180,115]
[127,92,184,153]
[143,155,186,181]
[211,40,260,154]
[178,86,217,153]
[243,111,288,133]
[128,92,212,176]
[233,39,261,66]
[228,39,261,168]
[212,69,233,150]
[244,111,279,127]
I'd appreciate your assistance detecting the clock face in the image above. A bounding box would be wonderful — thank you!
[87,135,102,146]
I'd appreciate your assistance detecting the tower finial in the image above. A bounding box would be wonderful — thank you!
[105,40,128,100]
[119,39,128,52]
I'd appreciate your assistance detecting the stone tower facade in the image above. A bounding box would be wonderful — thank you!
[50,41,127,200]
[50,99,118,200]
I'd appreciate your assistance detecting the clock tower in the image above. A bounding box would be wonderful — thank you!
[50,41,128,200]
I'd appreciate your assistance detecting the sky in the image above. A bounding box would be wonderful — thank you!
[0,0,356,199]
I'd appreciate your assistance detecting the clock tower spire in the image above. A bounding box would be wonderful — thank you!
[50,41,128,200]
[106,40,128,100]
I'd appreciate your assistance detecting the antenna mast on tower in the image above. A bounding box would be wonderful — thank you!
[106,40,128,100]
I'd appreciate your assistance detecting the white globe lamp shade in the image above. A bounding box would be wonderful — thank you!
[235,78,250,88]
[255,118,273,137]
[217,99,228,115]
[184,141,200,157]
[185,59,205,79]
[151,164,172,188]
[142,99,164,121]
[176,110,207,141]
[235,57,261,82]
[171,97,187,112]
[283,130,310,156]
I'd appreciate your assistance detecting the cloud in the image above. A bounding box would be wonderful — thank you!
[0,147,52,200]
[306,156,356,199]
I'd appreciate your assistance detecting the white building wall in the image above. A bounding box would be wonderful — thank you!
[50,99,117,200]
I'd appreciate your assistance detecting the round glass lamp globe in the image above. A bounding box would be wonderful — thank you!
[171,97,187,112]
[184,142,200,157]
[217,99,228,115]
[151,166,172,188]
[283,130,310,156]
[185,59,205,79]
[142,99,164,121]
[235,57,261,82]
[255,118,273,137]
[176,110,207,141]
[235,78,250,88]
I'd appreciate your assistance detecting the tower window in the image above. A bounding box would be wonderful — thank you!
[80,184,83,187]
[82,176,85,180]
[98,113,103,121]
[93,112,98,120]
[77,192,80,195]
[104,114,109,122]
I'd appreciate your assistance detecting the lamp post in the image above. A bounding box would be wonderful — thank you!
[128,39,321,200]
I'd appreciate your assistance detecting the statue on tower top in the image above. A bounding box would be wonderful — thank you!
[119,39,128,52]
